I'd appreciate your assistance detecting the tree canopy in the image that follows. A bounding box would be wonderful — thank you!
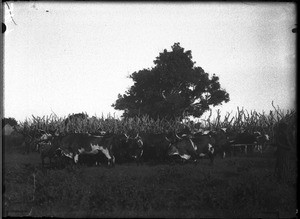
[2,117,18,128]
[112,43,230,120]
[64,113,89,126]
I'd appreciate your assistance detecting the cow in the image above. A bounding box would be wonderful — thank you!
[50,133,116,167]
[38,141,61,168]
[77,151,108,167]
[208,128,231,158]
[124,133,144,165]
[22,129,49,154]
[109,134,131,164]
[167,135,198,164]
[109,133,143,165]
[140,133,171,164]
[50,134,108,168]
[192,131,215,164]
[230,131,258,155]
[35,133,53,152]
[167,131,215,165]
[253,131,270,153]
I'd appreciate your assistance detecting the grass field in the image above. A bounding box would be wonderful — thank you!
[3,145,297,218]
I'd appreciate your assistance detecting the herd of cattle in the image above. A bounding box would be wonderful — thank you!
[27,127,270,168]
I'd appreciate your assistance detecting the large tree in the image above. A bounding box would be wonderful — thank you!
[2,117,18,127]
[112,43,229,120]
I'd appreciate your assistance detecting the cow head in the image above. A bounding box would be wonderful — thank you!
[165,131,185,144]
[125,133,144,160]
[207,143,214,154]
[35,132,53,152]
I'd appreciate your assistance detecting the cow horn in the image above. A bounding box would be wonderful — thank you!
[135,133,139,139]
[54,129,60,136]
[161,90,167,100]
[165,137,171,142]
[175,133,182,140]
[38,129,47,134]
[221,128,227,133]
[124,134,129,139]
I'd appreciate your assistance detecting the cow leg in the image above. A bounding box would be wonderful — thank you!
[193,158,198,166]
[24,142,30,154]
[111,155,115,167]
[41,155,45,168]
[41,158,44,168]
[138,157,143,166]
[74,154,79,164]
[136,158,141,166]
[208,153,214,165]
[108,156,115,168]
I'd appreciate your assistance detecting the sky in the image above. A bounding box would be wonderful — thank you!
[3,2,296,122]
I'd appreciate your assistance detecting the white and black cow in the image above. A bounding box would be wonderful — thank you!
[167,131,215,164]
[51,133,115,167]
[253,131,270,153]
[192,131,215,164]
[208,128,231,159]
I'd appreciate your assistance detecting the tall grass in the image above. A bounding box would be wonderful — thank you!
[17,105,296,141]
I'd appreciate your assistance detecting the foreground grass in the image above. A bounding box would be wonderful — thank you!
[3,152,297,218]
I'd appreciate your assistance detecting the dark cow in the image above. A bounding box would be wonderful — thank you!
[38,140,61,168]
[110,134,131,164]
[209,128,231,158]
[124,133,144,165]
[38,142,62,168]
[192,131,215,164]
[230,131,258,155]
[253,131,270,153]
[51,133,115,167]
[110,133,143,165]
[78,152,108,167]
[35,133,69,168]
[141,133,170,163]
[22,129,50,154]
[35,133,53,151]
